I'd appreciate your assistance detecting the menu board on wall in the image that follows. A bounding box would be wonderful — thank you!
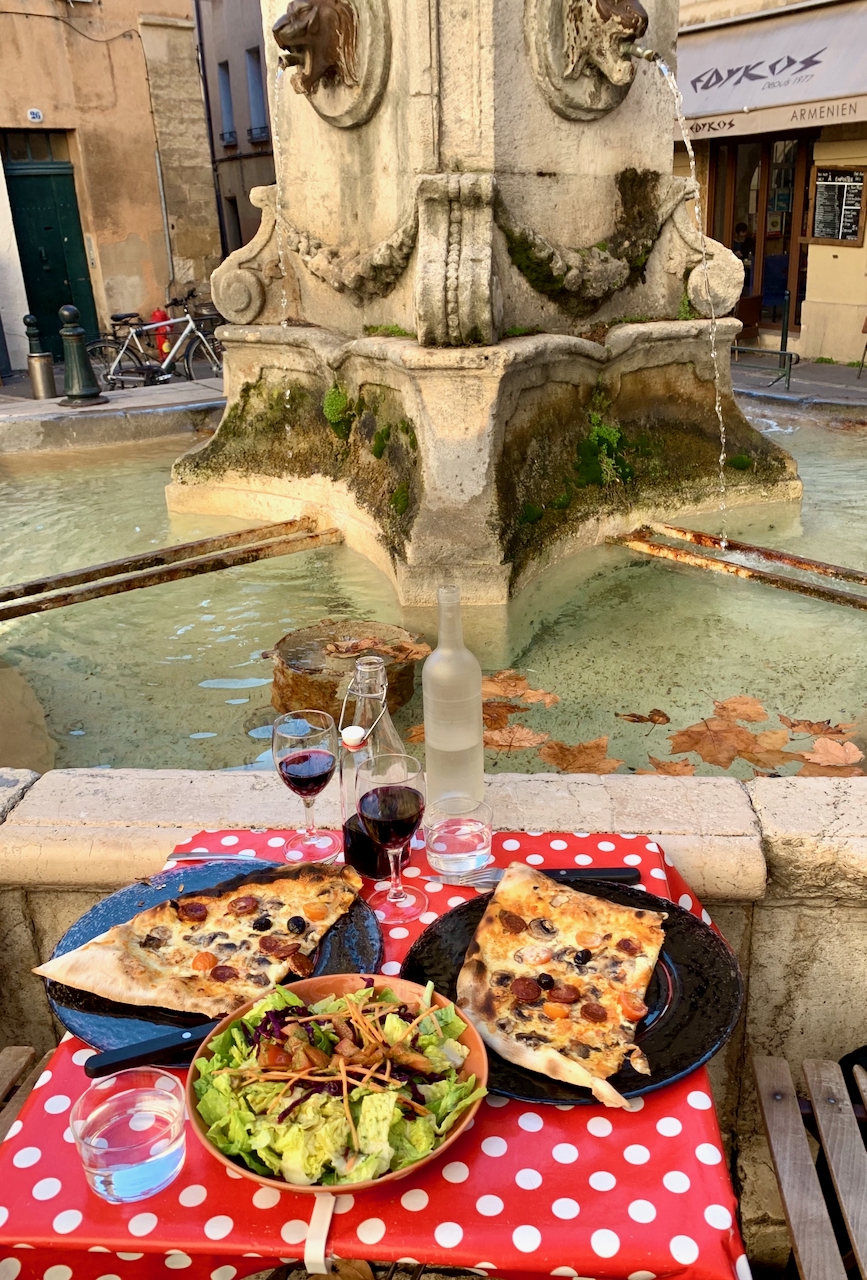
[810,168,866,245]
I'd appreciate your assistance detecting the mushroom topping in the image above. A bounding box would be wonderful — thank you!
[210,965,238,982]
[528,917,558,939]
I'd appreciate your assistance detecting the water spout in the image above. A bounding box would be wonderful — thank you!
[650,56,729,548]
[624,43,660,61]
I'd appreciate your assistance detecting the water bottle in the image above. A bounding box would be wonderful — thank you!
[339,655,407,879]
[422,584,485,803]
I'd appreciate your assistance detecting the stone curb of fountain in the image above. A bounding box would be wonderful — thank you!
[0,770,39,822]
[0,767,764,901]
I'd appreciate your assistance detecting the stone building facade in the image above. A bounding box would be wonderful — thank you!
[675,0,867,364]
[0,0,222,364]
[196,0,276,252]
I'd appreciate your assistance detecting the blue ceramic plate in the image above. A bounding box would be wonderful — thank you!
[45,861,384,1053]
[401,879,743,1104]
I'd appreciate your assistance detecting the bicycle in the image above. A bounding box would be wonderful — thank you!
[86,289,224,390]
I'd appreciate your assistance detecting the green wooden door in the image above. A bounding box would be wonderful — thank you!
[5,163,98,359]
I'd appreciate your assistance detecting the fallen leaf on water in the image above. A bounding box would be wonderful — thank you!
[483,700,525,730]
[738,729,806,771]
[482,669,529,699]
[538,736,624,774]
[796,763,865,777]
[802,737,864,767]
[617,709,671,725]
[484,725,549,750]
[713,696,768,723]
[780,715,857,739]
[637,755,696,776]
[521,687,560,708]
[668,717,758,769]
[405,724,425,743]
[481,670,558,706]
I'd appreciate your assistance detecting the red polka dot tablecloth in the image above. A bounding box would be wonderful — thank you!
[0,832,751,1280]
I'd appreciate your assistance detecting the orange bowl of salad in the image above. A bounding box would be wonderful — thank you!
[186,972,488,1193]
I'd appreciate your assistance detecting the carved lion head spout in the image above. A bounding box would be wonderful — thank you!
[272,0,358,96]
[563,0,648,88]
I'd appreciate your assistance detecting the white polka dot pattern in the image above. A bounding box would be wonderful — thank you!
[0,829,743,1280]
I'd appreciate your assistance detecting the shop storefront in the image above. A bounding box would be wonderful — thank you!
[677,0,867,362]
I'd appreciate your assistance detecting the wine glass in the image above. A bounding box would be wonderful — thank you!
[356,753,428,922]
[272,710,340,861]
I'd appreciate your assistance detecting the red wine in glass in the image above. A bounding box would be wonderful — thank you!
[358,785,425,846]
[272,710,340,860]
[342,814,408,880]
[278,749,336,799]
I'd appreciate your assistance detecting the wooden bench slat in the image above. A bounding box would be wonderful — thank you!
[0,1051,53,1142]
[754,1056,849,1280]
[804,1060,867,1280]
[0,1048,36,1105]
[853,1065,867,1112]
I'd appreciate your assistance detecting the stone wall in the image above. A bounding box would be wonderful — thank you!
[2,765,864,1265]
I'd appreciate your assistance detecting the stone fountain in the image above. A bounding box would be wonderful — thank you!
[167,0,801,604]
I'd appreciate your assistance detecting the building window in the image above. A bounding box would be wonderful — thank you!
[0,131,70,165]
[246,47,270,144]
[218,62,237,147]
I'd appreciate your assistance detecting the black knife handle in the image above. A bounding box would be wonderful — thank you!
[84,1021,220,1078]
[546,867,642,885]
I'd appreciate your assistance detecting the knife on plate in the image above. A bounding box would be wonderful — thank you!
[84,1021,221,1078]
[425,866,642,886]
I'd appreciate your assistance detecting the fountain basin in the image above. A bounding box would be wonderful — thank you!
[168,320,801,604]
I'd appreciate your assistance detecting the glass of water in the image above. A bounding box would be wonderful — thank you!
[423,796,493,875]
[70,1068,186,1203]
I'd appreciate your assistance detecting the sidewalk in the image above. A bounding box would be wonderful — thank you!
[0,375,225,452]
[731,354,867,410]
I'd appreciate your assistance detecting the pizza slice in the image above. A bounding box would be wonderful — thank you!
[34,863,363,1018]
[456,862,666,1108]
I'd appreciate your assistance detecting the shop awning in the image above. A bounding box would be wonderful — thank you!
[677,0,867,137]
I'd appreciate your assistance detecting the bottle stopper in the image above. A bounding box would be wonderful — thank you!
[341,726,367,750]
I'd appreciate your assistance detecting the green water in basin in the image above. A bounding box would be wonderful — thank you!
[1,405,865,777]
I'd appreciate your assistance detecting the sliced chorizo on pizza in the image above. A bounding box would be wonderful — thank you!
[456,862,666,1108]
[34,863,362,1018]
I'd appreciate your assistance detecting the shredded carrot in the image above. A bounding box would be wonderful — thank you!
[352,1078,430,1116]
[383,1058,392,1080]
[393,1004,442,1044]
[339,1055,359,1151]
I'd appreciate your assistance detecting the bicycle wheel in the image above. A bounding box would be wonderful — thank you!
[86,339,144,390]
[183,332,224,381]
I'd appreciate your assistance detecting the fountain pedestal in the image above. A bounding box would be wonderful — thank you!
[168,0,800,603]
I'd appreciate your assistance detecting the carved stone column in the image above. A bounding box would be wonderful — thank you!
[414,174,500,347]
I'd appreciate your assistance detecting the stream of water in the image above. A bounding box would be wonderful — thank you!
[1,407,866,777]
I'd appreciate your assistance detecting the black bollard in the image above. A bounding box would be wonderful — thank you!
[58,304,107,407]
[24,314,58,399]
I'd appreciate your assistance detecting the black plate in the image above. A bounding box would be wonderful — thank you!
[47,861,383,1054]
[400,880,743,1104]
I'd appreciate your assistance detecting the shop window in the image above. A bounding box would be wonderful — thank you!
[708,133,814,328]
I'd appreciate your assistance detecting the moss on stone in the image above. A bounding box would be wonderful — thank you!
[363,324,415,338]
[495,368,795,580]
[175,376,421,560]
